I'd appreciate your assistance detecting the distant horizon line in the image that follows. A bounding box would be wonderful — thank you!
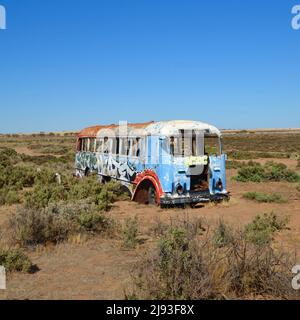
[1,127,300,135]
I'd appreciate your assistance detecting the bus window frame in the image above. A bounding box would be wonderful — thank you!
[95,138,103,153]
[91,135,146,159]
[77,138,82,152]
[81,138,90,152]
[165,131,208,158]
[129,137,143,159]
[204,134,222,156]
[89,138,96,153]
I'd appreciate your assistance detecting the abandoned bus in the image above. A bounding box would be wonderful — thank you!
[75,120,229,206]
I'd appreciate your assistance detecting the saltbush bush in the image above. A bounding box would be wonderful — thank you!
[9,201,115,246]
[233,161,300,183]
[0,165,36,190]
[0,187,20,206]
[0,248,34,273]
[25,184,68,209]
[243,192,287,203]
[227,150,288,161]
[25,172,124,210]
[244,212,289,245]
[212,220,233,248]
[0,148,19,167]
[132,217,294,299]
[123,217,139,249]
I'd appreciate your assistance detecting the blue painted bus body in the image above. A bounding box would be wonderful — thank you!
[75,121,229,205]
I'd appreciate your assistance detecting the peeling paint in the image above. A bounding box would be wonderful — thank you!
[75,120,229,205]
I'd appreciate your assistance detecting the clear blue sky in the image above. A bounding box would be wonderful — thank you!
[0,0,299,133]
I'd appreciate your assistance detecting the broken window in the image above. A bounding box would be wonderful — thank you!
[103,137,109,153]
[130,137,142,157]
[82,138,89,152]
[89,138,96,152]
[168,131,204,157]
[77,138,83,152]
[204,135,221,156]
[96,139,103,153]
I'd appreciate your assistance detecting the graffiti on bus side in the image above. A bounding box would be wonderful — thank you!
[75,152,138,183]
[75,152,97,172]
[96,154,137,182]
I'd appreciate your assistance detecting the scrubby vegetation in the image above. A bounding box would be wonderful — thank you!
[227,150,288,160]
[212,220,233,248]
[9,201,116,247]
[24,173,123,211]
[243,192,287,203]
[20,153,74,166]
[244,212,289,245]
[123,217,139,249]
[233,161,300,183]
[0,248,35,273]
[132,214,294,299]
[0,133,299,298]
[222,132,300,155]
[226,160,260,170]
[0,147,125,248]
[0,148,36,205]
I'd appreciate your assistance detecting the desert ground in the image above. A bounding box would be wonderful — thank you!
[0,129,299,300]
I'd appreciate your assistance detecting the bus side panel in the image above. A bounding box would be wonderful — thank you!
[75,151,97,173]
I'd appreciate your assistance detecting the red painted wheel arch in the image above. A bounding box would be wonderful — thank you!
[132,170,163,204]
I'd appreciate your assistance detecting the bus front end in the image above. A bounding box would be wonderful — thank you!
[158,132,230,206]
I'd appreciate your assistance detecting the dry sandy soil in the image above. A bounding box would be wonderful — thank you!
[0,162,299,300]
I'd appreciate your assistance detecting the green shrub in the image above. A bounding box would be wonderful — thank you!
[132,220,295,299]
[76,212,113,233]
[227,150,288,160]
[226,160,243,169]
[97,187,115,211]
[233,164,265,182]
[0,248,34,273]
[9,201,115,246]
[158,227,190,276]
[0,165,36,190]
[5,190,20,205]
[243,192,287,203]
[68,175,103,201]
[25,173,125,210]
[123,217,139,249]
[0,148,19,167]
[0,187,20,206]
[20,154,66,166]
[233,161,300,183]
[264,161,299,182]
[0,154,11,167]
[9,206,71,246]
[244,212,289,245]
[25,184,68,209]
[34,169,57,186]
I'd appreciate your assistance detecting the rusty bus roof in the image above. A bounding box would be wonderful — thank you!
[78,120,221,138]
[78,121,155,138]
